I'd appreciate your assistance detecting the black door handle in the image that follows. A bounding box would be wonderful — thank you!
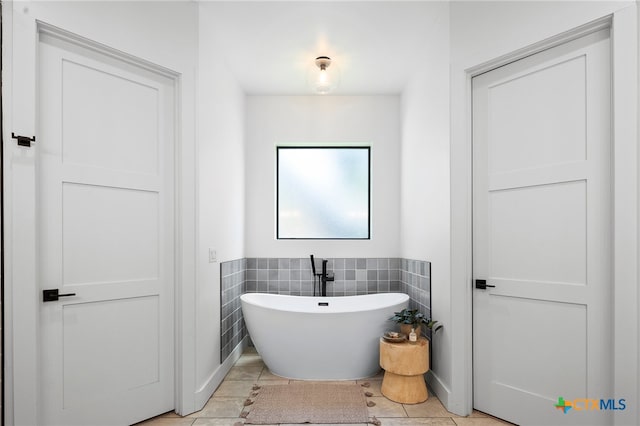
[475,279,495,290]
[43,289,77,302]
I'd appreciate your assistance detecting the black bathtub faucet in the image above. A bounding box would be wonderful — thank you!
[309,255,334,296]
[321,259,334,297]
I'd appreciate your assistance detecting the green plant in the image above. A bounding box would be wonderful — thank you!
[389,308,443,334]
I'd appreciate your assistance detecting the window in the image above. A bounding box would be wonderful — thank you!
[277,146,370,239]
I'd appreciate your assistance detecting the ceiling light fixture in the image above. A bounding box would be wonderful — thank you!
[313,56,337,94]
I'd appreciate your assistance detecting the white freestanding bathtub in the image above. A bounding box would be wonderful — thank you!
[240,292,409,380]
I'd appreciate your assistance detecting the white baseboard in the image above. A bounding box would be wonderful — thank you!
[193,336,249,411]
[426,370,450,410]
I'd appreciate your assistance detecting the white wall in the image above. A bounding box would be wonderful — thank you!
[245,96,401,258]
[17,1,198,71]
[3,1,199,422]
[398,1,451,404]
[196,1,247,411]
[449,0,638,418]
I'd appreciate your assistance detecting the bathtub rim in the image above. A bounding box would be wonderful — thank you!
[240,292,409,314]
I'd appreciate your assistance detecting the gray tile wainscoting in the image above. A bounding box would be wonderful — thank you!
[220,257,431,363]
[220,258,247,362]
[400,258,432,336]
[245,257,402,297]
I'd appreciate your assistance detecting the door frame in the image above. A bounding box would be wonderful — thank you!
[450,6,638,425]
[2,9,197,426]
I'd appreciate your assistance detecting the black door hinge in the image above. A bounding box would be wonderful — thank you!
[12,132,36,147]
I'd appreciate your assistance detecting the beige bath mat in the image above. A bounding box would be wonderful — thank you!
[243,382,371,424]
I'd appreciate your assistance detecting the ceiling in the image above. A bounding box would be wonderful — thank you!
[200,1,447,95]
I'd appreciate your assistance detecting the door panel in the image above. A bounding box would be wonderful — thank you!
[38,29,175,425]
[61,59,160,174]
[62,296,160,408]
[487,55,587,174]
[473,29,611,426]
[62,183,159,285]
[488,296,587,397]
[489,181,586,284]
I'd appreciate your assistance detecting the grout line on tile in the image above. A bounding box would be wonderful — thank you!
[400,403,410,418]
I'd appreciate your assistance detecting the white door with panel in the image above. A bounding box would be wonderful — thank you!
[36,28,175,425]
[473,29,611,425]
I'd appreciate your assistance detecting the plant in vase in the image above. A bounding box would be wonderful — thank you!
[389,308,442,338]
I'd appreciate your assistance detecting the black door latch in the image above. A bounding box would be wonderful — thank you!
[475,279,496,290]
[43,289,77,302]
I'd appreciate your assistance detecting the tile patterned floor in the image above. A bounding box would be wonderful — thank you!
[137,348,513,426]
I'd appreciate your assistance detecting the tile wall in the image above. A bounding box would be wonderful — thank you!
[220,258,247,362]
[245,257,402,296]
[220,257,431,363]
[400,258,432,336]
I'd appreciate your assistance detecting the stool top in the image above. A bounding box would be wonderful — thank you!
[380,336,428,347]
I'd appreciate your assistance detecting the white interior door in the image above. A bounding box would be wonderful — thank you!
[472,29,611,425]
[36,27,175,425]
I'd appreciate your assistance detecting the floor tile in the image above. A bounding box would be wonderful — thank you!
[213,380,257,397]
[140,347,470,426]
[366,396,408,417]
[223,366,264,381]
[186,397,246,418]
[288,380,358,385]
[135,418,195,426]
[233,354,265,368]
[357,379,382,396]
[432,420,460,426]
[403,395,463,418]
[191,419,246,426]
[376,418,456,425]
[453,417,514,425]
[470,410,489,418]
[280,424,366,426]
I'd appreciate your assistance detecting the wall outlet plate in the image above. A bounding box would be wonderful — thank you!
[209,248,217,263]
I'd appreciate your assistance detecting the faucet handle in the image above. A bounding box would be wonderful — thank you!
[310,254,317,275]
[321,260,334,281]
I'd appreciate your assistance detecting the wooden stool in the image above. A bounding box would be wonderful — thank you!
[379,337,429,404]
